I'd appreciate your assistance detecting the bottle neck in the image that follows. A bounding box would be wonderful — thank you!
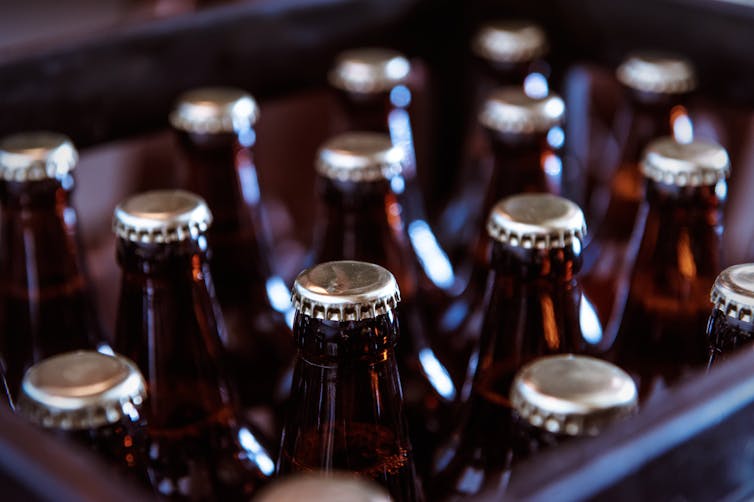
[616,90,683,166]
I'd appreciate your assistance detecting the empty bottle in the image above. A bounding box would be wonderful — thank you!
[113,189,273,500]
[614,137,729,398]
[0,132,107,401]
[278,260,420,501]
[170,87,294,426]
[707,264,754,368]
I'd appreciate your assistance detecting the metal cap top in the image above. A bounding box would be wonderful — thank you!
[257,474,390,502]
[17,351,147,430]
[472,20,548,64]
[487,193,587,250]
[169,87,260,134]
[711,264,754,323]
[511,354,638,436]
[113,189,213,244]
[616,53,697,94]
[292,260,401,321]
[316,132,404,182]
[329,47,411,94]
[641,137,730,187]
[0,131,78,182]
[479,87,564,134]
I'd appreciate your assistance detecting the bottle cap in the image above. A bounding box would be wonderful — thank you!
[169,87,260,134]
[17,351,147,430]
[711,264,754,323]
[479,87,564,134]
[0,131,78,182]
[329,47,411,94]
[256,473,391,502]
[472,20,548,63]
[511,354,638,436]
[616,53,697,94]
[292,260,400,321]
[316,132,404,182]
[113,189,213,243]
[487,193,586,249]
[641,137,730,187]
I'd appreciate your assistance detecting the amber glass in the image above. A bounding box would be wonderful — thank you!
[115,236,272,500]
[707,310,754,368]
[174,129,293,420]
[431,239,599,499]
[278,310,419,501]
[0,177,104,399]
[613,179,724,399]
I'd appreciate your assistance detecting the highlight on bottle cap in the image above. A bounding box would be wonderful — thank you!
[511,354,638,436]
[113,189,213,244]
[329,47,411,94]
[641,137,730,187]
[255,473,391,502]
[316,132,405,182]
[616,53,697,94]
[0,131,79,182]
[472,20,548,64]
[169,86,260,134]
[17,350,147,430]
[479,87,564,135]
[487,193,586,250]
[292,260,400,321]
[711,264,754,323]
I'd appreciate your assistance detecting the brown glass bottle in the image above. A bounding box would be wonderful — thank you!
[0,132,107,401]
[706,264,754,368]
[278,261,419,502]
[310,132,455,478]
[613,137,729,399]
[170,88,294,424]
[431,194,603,499]
[113,190,273,500]
[16,350,152,489]
[581,54,697,332]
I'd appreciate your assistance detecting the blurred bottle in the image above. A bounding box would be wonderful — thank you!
[432,354,635,499]
[0,132,108,401]
[707,264,754,368]
[613,138,729,399]
[582,54,697,330]
[113,190,273,500]
[17,350,151,488]
[255,473,391,502]
[170,87,294,430]
[278,261,420,501]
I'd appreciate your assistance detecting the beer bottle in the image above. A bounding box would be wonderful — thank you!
[278,260,419,502]
[170,87,294,425]
[582,54,697,329]
[329,48,457,294]
[614,137,729,398]
[0,132,107,400]
[257,473,390,502]
[16,350,151,487]
[113,190,273,499]
[432,353,635,499]
[707,264,754,368]
[311,132,456,476]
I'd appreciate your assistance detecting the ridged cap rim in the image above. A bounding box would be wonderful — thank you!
[316,132,404,182]
[641,137,730,187]
[472,20,548,64]
[616,53,697,94]
[711,264,754,323]
[0,131,78,182]
[328,47,411,94]
[479,87,564,134]
[169,87,260,134]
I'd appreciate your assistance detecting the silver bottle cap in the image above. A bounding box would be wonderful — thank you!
[711,264,754,323]
[487,193,586,250]
[292,260,400,321]
[169,87,260,134]
[17,351,147,430]
[256,473,391,502]
[0,131,78,182]
[616,53,697,94]
[641,137,730,187]
[479,87,564,134]
[511,354,638,436]
[329,47,411,94]
[113,189,213,244]
[316,132,404,182]
[472,20,548,63]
